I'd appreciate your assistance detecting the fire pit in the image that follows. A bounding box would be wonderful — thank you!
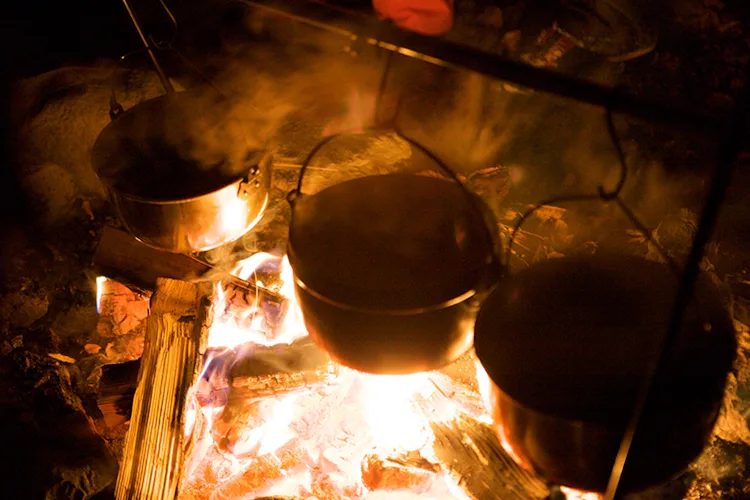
[100,242,548,500]
[93,204,750,500]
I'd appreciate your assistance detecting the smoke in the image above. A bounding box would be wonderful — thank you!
[147,6,711,268]
[401,67,710,225]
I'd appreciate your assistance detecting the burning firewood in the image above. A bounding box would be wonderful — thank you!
[97,336,334,432]
[229,337,336,388]
[361,452,441,493]
[114,278,214,500]
[208,439,312,500]
[431,414,549,500]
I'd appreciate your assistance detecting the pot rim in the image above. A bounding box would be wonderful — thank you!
[294,275,479,315]
[103,173,246,205]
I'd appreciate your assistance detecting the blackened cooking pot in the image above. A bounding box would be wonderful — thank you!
[474,254,737,493]
[92,88,270,253]
[286,133,503,375]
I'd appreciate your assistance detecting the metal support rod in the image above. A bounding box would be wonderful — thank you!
[602,81,750,500]
[121,0,175,94]
[237,0,722,136]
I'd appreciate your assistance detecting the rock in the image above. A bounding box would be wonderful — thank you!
[19,163,79,226]
[53,304,99,341]
[13,66,166,199]
[0,353,117,499]
[0,288,49,328]
[47,462,116,500]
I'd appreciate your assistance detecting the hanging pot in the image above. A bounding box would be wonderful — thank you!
[286,132,503,375]
[474,254,736,493]
[92,88,270,253]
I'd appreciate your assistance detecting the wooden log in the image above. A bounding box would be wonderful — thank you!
[100,336,331,417]
[208,439,311,500]
[229,366,336,402]
[115,278,214,500]
[229,336,333,386]
[430,413,549,500]
[92,224,285,305]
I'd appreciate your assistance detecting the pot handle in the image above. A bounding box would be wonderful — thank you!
[108,45,229,122]
[288,127,504,277]
[237,151,270,199]
[107,50,143,121]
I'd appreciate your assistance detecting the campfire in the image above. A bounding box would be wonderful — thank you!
[101,250,551,500]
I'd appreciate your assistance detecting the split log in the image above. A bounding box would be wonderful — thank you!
[228,366,337,403]
[208,439,312,500]
[115,278,214,500]
[430,413,549,500]
[99,336,333,418]
[229,336,333,387]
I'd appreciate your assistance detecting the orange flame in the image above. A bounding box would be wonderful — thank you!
[207,253,306,349]
[186,251,494,498]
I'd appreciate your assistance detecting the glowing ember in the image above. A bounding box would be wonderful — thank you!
[95,276,107,314]
[181,252,505,499]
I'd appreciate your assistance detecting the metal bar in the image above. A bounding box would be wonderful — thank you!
[237,0,723,136]
[121,0,175,94]
[602,81,750,500]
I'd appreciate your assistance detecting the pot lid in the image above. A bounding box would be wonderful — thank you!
[474,254,736,422]
[288,174,497,310]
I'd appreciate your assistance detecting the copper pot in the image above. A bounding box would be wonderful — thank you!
[92,89,270,253]
[286,132,502,374]
[474,254,736,493]
[288,173,502,374]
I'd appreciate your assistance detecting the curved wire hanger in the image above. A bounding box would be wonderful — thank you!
[503,96,678,275]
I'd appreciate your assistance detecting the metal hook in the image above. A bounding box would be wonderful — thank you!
[120,0,175,94]
[504,94,677,273]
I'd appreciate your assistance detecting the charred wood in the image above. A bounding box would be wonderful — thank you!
[96,360,140,428]
[98,338,333,422]
[208,439,311,500]
[229,336,333,386]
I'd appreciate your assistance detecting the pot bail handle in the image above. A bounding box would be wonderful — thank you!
[108,0,228,121]
[289,127,504,275]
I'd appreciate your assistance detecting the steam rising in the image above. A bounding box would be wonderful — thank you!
[150,9,713,261]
